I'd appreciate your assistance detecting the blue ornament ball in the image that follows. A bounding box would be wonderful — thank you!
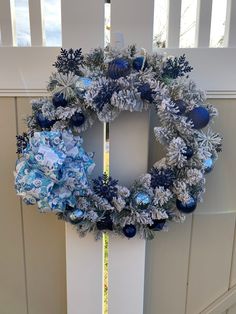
[173,99,186,115]
[36,112,55,128]
[96,212,113,231]
[148,219,166,231]
[203,158,214,173]
[187,106,210,129]
[176,197,197,214]
[183,146,194,159]
[52,93,68,108]
[76,78,93,97]
[133,56,147,71]
[108,58,131,79]
[132,191,151,210]
[70,112,86,127]
[123,224,136,238]
[79,77,93,89]
[138,83,154,102]
[68,209,84,224]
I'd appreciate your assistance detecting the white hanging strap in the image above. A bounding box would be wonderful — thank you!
[140,48,147,71]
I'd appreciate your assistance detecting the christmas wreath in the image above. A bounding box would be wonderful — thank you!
[14,46,222,240]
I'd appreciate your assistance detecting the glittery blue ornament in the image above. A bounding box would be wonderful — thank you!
[173,99,186,115]
[76,78,93,98]
[52,93,68,108]
[138,83,154,102]
[123,224,136,238]
[203,158,214,173]
[148,219,166,231]
[108,58,131,79]
[183,146,194,159]
[176,197,197,213]
[70,112,86,127]
[36,112,55,128]
[79,77,93,88]
[187,106,210,129]
[96,212,113,231]
[68,209,84,224]
[132,191,151,210]
[133,56,147,71]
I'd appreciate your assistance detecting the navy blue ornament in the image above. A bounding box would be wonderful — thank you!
[203,158,214,173]
[52,93,68,108]
[123,224,136,238]
[183,146,194,159]
[108,58,131,79]
[96,212,113,231]
[132,191,151,210]
[187,106,210,129]
[36,112,55,128]
[138,83,154,102]
[148,219,166,231]
[133,56,147,71]
[70,112,86,127]
[68,209,84,224]
[176,197,197,213]
[173,99,186,115]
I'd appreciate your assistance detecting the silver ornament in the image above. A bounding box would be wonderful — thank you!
[132,191,151,210]
[68,209,84,224]
[203,158,214,173]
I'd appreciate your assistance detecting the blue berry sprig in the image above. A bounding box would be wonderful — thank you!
[162,54,193,79]
[16,132,30,154]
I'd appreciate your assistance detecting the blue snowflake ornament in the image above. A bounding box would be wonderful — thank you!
[53,48,84,76]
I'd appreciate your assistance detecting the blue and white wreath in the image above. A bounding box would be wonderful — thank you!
[14,46,222,239]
